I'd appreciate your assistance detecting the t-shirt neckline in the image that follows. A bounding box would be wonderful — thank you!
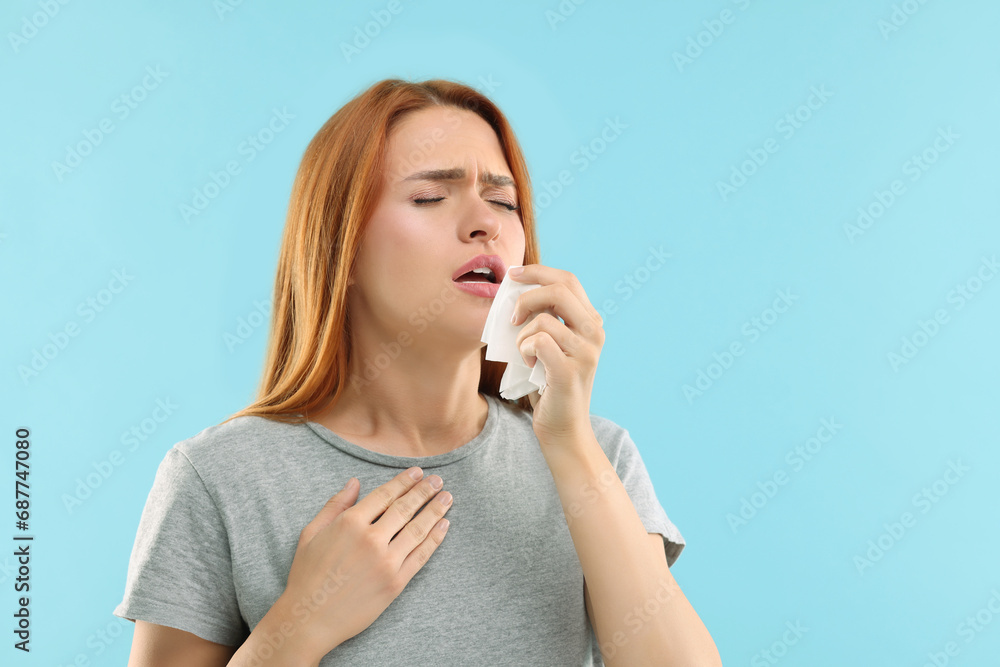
[305,393,500,469]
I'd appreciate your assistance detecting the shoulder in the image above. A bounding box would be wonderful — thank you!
[164,414,310,483]
[492,395,534,427]
[491,397,624,443]
[507,396,633,462]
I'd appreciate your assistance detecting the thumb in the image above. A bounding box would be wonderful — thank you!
[299,477,359,545]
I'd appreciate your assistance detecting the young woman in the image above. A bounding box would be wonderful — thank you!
[115,78,721,666]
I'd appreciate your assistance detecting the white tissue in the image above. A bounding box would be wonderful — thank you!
[480,267,547,400]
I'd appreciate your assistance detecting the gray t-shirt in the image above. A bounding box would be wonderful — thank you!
[113,392,685,665]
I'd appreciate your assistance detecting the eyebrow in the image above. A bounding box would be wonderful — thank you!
[402,168,516,189]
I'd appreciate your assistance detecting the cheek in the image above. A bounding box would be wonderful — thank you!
[387,216,435,260]
[509,219,527,257]
[374,211,441,281]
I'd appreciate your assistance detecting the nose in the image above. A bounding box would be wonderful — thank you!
[458,191,502,244]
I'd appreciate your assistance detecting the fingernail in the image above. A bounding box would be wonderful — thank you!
[510,311,518,325]
[509,266,523,277]
[408,467,423,480]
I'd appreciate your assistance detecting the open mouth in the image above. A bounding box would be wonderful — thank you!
[454,267,497,284]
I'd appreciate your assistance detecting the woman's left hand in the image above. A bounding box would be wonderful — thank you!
[508,263,605,445]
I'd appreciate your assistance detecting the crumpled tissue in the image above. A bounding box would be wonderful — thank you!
[480,267,548,400]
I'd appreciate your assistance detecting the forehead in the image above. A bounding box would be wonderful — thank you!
[384,107,509,179]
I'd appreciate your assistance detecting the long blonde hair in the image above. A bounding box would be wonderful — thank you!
[222,78,540,425]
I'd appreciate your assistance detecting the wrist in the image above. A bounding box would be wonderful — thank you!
[242,593,332,666]
[533,415,596,448]
[539,430,606,480]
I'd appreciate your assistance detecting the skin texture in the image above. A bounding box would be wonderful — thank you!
[127,621,237,666]
[125,105,523,664]
[128,469,456,665]
[124,103,721,665]
[308,105,527,457]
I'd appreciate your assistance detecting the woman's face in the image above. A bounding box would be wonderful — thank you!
[349,105,527,352]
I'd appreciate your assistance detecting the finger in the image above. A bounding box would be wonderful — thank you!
[395,505,452,584]
[299,477,361,546]
[370,474,447,544]
[510,264,601,320]
[519,331,574,376]
[516,312,581,361]
[350,467,424,525]
[512,282,602,338]
[387,486,453,561]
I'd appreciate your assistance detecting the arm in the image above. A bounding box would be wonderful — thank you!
[543,432,722,667]
[127,621,237,667]
[504,263,721,663]
[126,596,333,667]
[225,593,331,667]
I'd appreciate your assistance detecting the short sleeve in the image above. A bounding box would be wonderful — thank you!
[113,447,248,646]
[606,424,686,568]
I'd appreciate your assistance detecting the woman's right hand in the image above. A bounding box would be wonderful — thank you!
[278,467,453,657]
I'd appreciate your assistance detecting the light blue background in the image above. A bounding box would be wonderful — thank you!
[2,1,998,664]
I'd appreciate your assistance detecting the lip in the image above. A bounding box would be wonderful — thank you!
[452,253,507,285]
[453,281,500,299]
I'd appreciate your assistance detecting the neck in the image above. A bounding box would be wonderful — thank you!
[307,339,490,458]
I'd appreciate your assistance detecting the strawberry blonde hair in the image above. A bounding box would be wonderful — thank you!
[223,78,540,425]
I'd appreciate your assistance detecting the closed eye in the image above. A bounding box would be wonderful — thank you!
[414,197,519,212]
